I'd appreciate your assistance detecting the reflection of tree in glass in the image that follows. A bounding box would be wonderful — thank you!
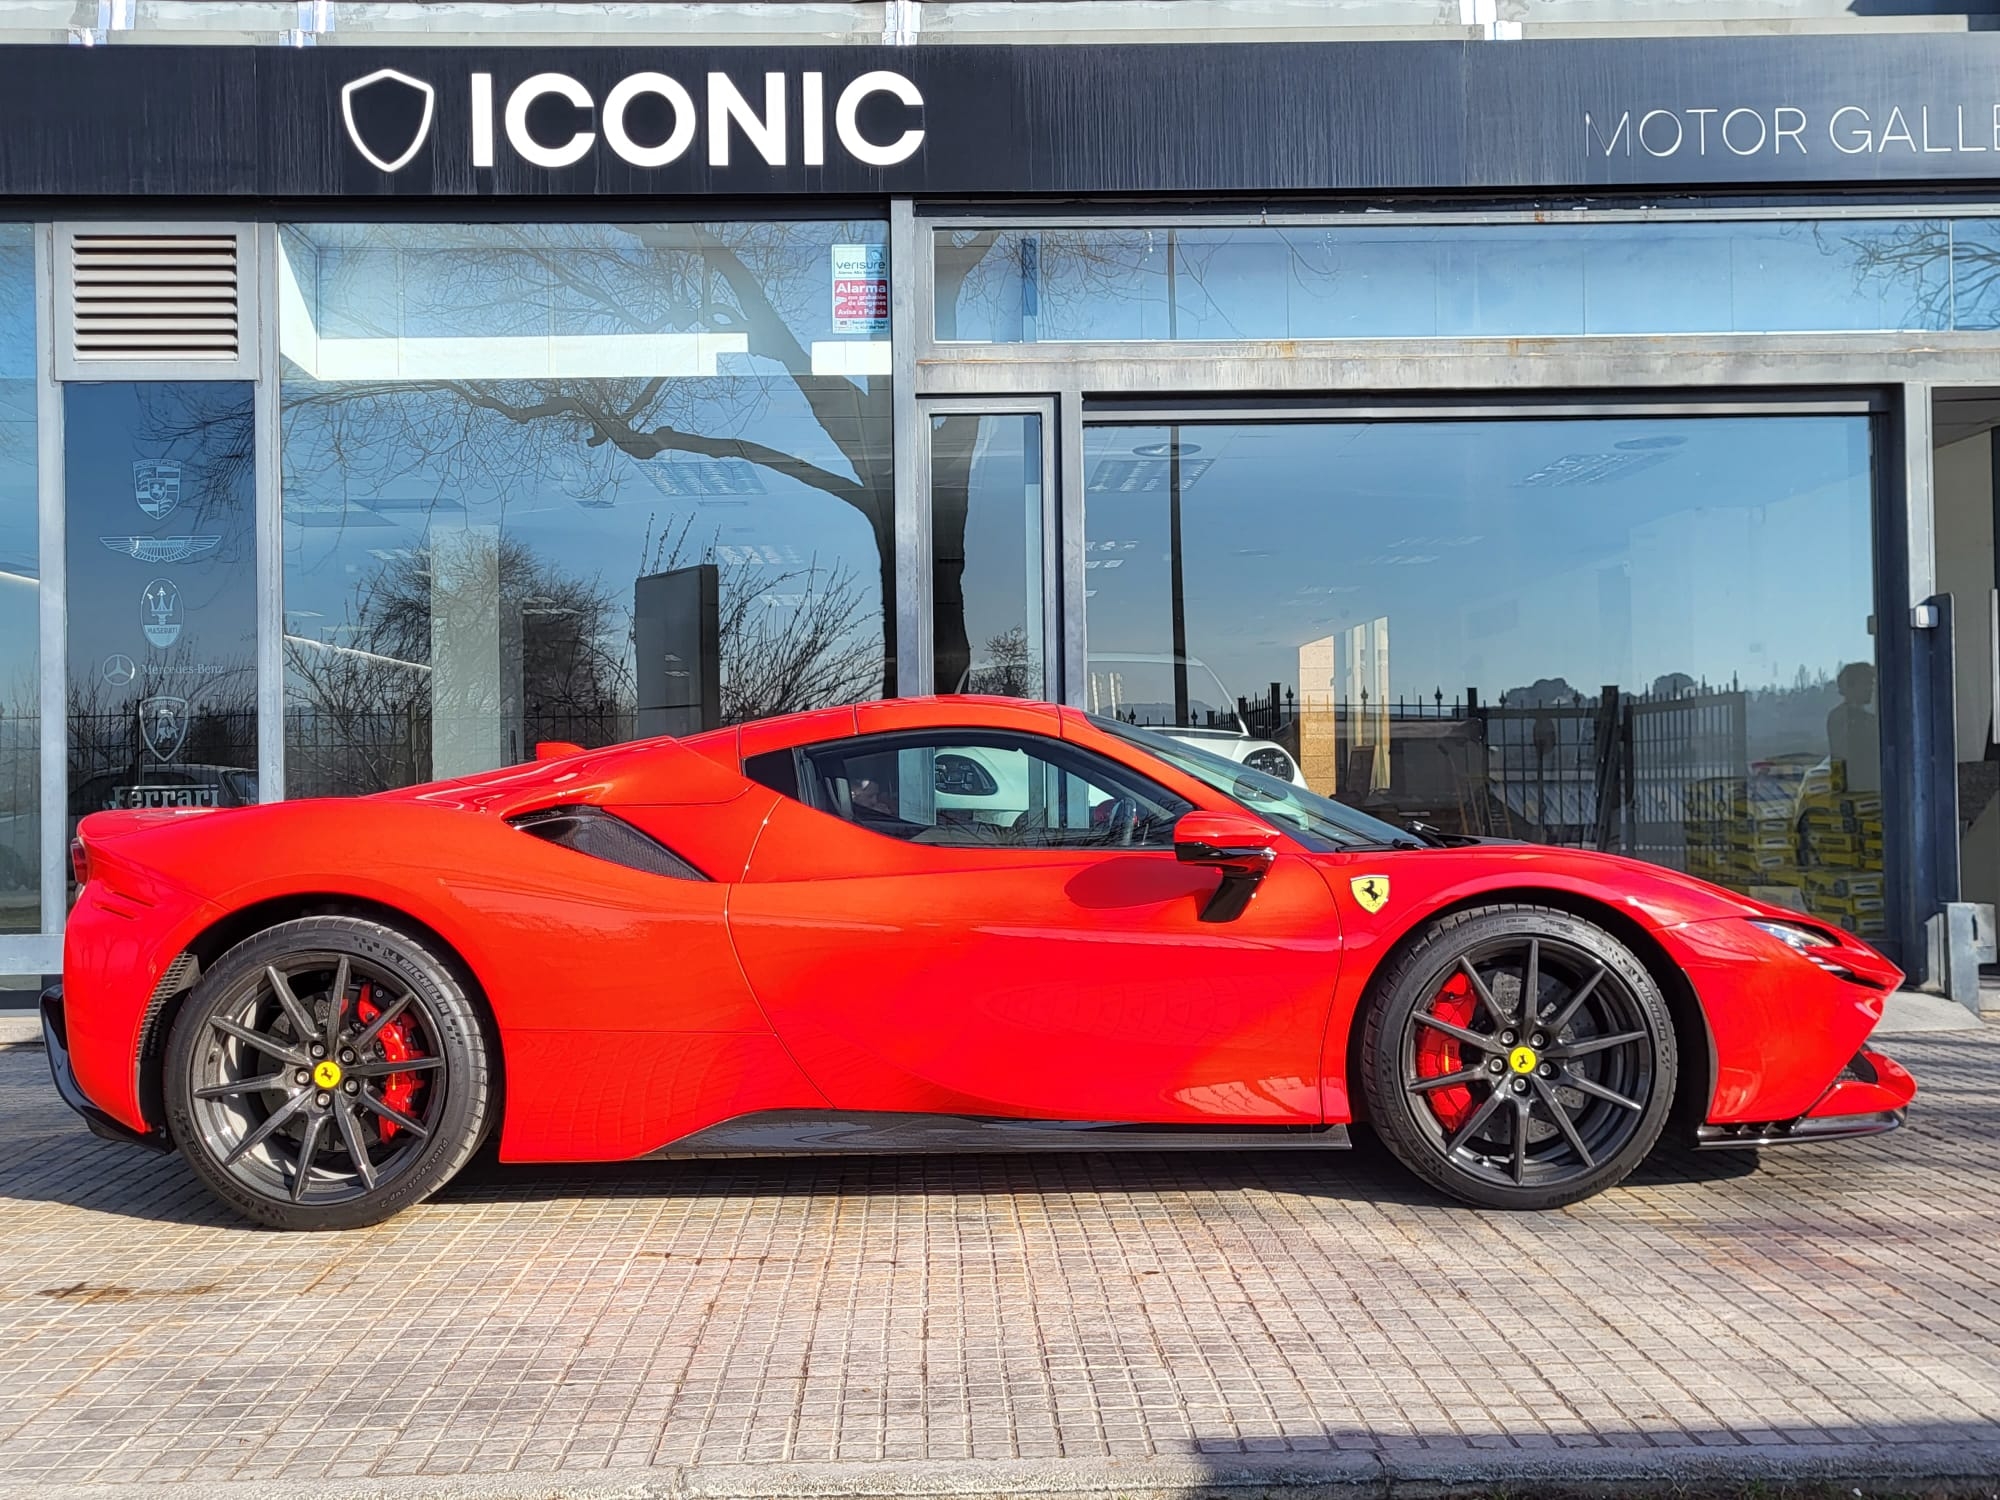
[964,627,1040,698]
[282,222,892,697]
[1819,220,2000,330]
[642,515,880,723]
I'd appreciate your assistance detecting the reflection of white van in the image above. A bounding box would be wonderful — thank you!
[1085,653,1309,788]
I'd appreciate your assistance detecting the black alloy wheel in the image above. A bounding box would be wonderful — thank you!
[1361,904,1677,1210]
[165,916,491,1230]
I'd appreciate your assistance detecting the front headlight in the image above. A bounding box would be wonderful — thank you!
[1749,918,1839,952]
[1243,747,1295,779]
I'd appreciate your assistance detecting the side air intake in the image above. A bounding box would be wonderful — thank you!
[508,805,708,881]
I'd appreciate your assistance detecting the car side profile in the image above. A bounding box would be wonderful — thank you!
[44,696,1914,1230]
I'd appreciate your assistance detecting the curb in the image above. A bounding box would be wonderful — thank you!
[6,1445,2000,1500]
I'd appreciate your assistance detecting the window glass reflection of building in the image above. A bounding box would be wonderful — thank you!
[278,222,893,796]
[0,228,35,933]
[1081,417,1888,943]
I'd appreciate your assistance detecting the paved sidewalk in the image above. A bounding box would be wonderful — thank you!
[0,1031,1997,1498]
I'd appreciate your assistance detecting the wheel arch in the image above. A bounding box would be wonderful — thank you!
[1342,885,1715,1141]
[138,892,507,1135]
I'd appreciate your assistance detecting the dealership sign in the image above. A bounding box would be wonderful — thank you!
[6,37,2000,196]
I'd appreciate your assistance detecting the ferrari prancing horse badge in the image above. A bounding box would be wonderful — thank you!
[1350,875,1390,913]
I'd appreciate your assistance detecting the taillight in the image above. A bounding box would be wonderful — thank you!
[69,838,88,888]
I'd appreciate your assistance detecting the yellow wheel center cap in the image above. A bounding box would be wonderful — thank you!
[1507,1045,1539,1076]
[312,1060,343,1090]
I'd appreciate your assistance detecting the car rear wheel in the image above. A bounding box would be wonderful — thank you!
[1361,904,1676,1210]
[164,916,491,1230]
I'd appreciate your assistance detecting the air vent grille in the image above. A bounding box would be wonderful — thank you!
[69,233,241,363]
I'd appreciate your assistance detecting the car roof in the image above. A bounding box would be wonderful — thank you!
[682,696,1066,764]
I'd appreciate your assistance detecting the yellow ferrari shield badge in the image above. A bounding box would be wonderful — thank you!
[1349,874,1391,914]
[312,1060,343,1090]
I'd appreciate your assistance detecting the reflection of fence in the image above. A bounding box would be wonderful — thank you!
[68,708,258,812]
[1239,685,1748,862]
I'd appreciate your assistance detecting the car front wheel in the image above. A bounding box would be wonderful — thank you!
[164,915,491,1230]
[1361,904,1677,1210]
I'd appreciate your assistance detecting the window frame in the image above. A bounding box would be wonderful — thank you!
[772,726,1195,852]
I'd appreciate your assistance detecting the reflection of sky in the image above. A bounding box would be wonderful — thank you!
[0,223,38,718]
[945,219,2000,342]
[953,414,1041,670]
[280,222,893,684]
[1083,417,1874,728]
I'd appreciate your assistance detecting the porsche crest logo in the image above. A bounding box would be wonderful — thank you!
[1349,874,1391,914]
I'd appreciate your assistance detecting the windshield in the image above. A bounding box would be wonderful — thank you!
[1084,656,1246,733]
[1092,715,1418,851]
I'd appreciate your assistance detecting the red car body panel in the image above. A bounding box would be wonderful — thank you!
[57,696,1914,1164]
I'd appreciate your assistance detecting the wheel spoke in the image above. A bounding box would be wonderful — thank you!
[210,1016,308,1066]
[1550,1029,1647,1059]
[323,957,350,1058]
[1561,1070,1644,1113]
[220,1088,311,1167]
[1409,1065,1486,1094]
[1520,939,1541,1028]
[1531,1075,1595,1167]
[1541,963,1607,1038]
[1413,1012,1504,1054]
[346,1055,444,1079]
[1510,1098,1529,1184]
[194,1071,288,1100]
[1457,958,1510,1030]
[333,1101,378,1190]
[1444,1084,1508,1156]
[356,1090,430,1140]
[290,1112,325,1203]
[265,966,317,1045]
[349,988,414,1053]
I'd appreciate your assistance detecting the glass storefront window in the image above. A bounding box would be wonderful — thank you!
[64,384,259,850]
[0,228,35,934]
[279,221,892,796]
[930,410,1046,697]
[939,219,2000,343]
[1082,415,1887,939]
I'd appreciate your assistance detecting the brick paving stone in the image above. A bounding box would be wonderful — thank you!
[0,1032,1998,1493]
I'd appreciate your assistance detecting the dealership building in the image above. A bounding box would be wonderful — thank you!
[0,0,1995,1001]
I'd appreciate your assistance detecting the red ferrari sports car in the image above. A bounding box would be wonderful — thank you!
[44,696,1915,1230]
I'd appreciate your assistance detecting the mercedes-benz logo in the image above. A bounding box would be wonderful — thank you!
[102,654,137,687]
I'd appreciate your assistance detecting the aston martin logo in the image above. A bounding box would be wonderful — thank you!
[139,695,190,762]
[132,460,180,520]
[341,68,436,174]
[100,536,221,564]
[1349,874,1391,914]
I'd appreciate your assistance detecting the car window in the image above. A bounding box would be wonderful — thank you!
[799,730,1193,850]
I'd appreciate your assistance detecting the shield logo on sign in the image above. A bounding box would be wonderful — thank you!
[141,577,182,648]
[341,68,437,174]
[1349,874,1391,914]
[139,696,190,762]
[132,460,181,520]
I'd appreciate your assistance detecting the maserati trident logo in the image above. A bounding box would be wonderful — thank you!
[342,67,437,173]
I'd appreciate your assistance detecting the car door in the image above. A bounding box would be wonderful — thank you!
[727,718,1343,1125]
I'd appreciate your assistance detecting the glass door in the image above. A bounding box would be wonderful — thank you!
[921,398,1055,699]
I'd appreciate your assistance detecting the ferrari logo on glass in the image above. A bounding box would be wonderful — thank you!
[1350,875,1390,913]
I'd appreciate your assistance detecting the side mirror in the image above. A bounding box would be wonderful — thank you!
[1174,811,1280,921]
[535,740,585,761]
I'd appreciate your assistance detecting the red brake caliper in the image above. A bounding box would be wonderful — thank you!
[354,982,424,1140]
[1416,972,1480,1130]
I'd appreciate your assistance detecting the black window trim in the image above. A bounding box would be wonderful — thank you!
[767,726,1195,851]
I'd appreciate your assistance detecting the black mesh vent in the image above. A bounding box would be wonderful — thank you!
[508,805,709,881]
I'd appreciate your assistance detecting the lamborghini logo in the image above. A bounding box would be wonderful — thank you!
[1350,875,1390,913]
